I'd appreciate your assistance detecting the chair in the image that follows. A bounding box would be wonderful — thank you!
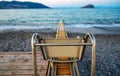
[31,21,95,76]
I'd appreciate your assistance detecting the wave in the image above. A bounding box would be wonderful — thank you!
[0,24,120,30]
[0,25,57,30]
[65,24,120,28]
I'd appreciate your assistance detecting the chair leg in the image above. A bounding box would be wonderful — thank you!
[46,62,51,76]
[53,63,57,76]
[74,62,80,76]
[70,62,80,76]
[47,62,56,76]
[70,62,76,76]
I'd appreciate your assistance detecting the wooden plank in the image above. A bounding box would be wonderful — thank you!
[57,65,70,69]
[57,64,71,74]
[0,52,42,55]
[0,74,46,76]
[0,61,47,66]
[0,69,46,75]
[0,54,43,57]
[0,58,43,63]
[57,68,71,75]
[0,55,42,58]
[0,52,47,65]
[0,56,44,62]
[0,52,48,76]
[56,20,67,39]
[0,52,32,55]
[0,65,47,70]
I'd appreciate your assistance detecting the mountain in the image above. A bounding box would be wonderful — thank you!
[81,4,95,8]
[0,1,50,9]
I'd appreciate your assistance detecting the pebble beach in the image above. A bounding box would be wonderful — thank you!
[0,27,120,76]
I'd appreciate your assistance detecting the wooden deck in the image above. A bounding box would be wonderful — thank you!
[0,52,48,76]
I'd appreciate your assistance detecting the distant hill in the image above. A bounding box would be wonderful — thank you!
[0,1,50,9]
[81,4,95,8]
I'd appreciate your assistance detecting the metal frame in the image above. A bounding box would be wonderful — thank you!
[31,33,95,76]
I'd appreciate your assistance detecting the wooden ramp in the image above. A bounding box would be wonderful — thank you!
[55,20,71,75]
[0,52,48,76]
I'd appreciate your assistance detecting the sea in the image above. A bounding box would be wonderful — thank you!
[0,8,120,29]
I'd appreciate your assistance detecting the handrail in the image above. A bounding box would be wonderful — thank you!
[31,33,41,44]
[83,33,96,76]
[31,33,47,59]
[83,33,96,46]
[31,33,42,76]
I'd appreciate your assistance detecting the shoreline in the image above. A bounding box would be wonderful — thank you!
[0,27,120,34]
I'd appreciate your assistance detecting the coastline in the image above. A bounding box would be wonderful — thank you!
[0,27,120,75]
[0,26,120,34]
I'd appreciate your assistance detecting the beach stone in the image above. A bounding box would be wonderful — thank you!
[0,30,120,76]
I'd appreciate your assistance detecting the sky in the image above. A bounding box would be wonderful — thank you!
[1,0,120,8]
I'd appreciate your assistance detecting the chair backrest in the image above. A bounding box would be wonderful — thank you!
[42,39,84,59]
